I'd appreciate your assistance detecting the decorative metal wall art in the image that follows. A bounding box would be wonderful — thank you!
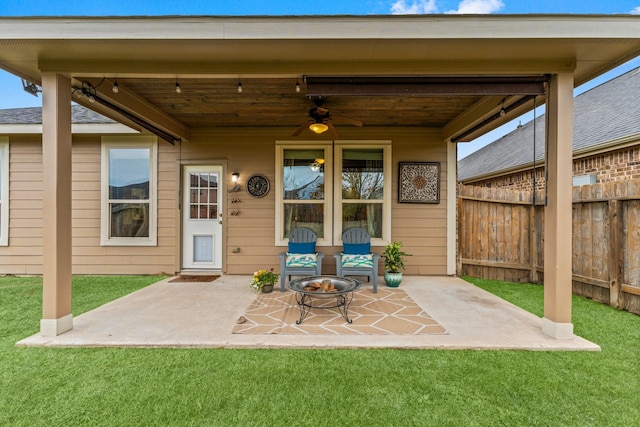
[398,162,440,204]
[247,174,270,198]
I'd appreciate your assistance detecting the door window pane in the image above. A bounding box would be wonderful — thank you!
[189,172,219,219]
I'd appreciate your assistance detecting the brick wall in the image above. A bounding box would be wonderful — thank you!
[465,145,640,190]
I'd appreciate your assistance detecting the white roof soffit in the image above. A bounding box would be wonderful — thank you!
[1,15,639,141]
[1,15,639,83]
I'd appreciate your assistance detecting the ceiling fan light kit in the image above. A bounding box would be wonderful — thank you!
[309,122,329,134]
[292,98,363,138]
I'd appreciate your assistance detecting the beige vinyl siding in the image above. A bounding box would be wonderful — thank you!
[187,127,448,276]
[71,136,177,274]
[0,126,448,276]
[2,138,43,274]
[183,129,279,275]
[0,135,179,275]
[389,130,448,276]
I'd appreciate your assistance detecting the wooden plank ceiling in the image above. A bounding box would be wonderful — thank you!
[114,77,483,131]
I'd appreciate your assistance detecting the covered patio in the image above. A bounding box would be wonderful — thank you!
[1,15,640,342]
[17,276,599,350]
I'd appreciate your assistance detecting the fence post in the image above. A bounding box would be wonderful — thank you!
[529,203,538,283]
[608,199,623,308]
[457,196,464,276]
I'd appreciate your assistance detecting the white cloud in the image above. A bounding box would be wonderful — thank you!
[630,6,640,14]
[391,0,438,14]
[446,0,504,14]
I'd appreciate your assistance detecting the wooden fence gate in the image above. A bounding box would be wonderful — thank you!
[457,181,640,314]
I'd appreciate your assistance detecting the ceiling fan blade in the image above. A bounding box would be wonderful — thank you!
[327,122,341,139]
[331,115,363,127]
[292,123,308,136]
[315,107,329,115]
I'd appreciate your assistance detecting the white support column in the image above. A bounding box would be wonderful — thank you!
[542,73,574,340]
[446,139,457,275]
[40,73,73,336]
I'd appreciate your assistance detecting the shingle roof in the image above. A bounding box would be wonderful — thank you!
[0,104,115,124]
[458,67,640,182]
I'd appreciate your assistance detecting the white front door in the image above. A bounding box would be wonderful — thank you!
[182,165,223,270]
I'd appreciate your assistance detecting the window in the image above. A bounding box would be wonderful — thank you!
[276,141,391,246]
[573,174,596,187]
[0,139,8,246]
[275,143,332,245]
[101,136,157,246]
[334,142,391,246]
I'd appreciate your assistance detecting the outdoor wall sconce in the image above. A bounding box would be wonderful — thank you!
[229,173,241,193]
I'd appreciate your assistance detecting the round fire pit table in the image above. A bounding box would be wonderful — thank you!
[288,276,361,324]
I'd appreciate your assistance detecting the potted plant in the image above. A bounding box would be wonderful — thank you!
[382,241,411,287]
[250,268,280,293]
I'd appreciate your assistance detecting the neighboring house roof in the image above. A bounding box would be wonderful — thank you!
[0,104,138,134]
[458,67,640,182]
[0,104,115,124]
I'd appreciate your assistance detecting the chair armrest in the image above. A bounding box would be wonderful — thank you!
[373,253,381,271]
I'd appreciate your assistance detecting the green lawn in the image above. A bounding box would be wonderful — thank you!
[1,275,638,426]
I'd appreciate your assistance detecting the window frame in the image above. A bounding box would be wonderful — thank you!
[275,140,391,247]
[333,141,392,247]
[0,138,8,246]
[100,136,158,246]
[275,141,333,246]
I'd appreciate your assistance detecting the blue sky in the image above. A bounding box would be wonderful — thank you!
[1,0,639,157]
[1,0,640,15]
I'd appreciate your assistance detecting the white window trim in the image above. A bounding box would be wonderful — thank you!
[334,140,392,247]
[0,138,8,246]
[101,136,158,246]
[275,141,333,246]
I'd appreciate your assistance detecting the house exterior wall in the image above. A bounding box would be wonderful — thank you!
[463,144,640,190]
[3,136,43,274]
[0,127,449,276]
[72,136,179,275]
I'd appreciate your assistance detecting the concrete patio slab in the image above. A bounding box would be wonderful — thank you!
[17,276,600,351]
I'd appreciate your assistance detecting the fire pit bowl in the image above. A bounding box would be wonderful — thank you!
[288,276,361,324]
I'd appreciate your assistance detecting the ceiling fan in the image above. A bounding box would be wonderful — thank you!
[292,98,363,138]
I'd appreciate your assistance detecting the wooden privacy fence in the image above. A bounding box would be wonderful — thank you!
[457,181,640,315]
